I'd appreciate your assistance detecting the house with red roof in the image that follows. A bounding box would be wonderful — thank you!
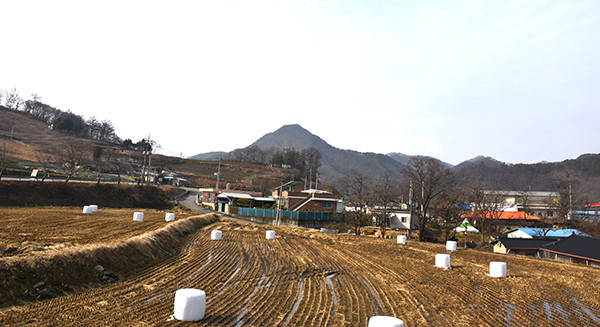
[463,211,540,221]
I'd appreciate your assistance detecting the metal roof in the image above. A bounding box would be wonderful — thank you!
[541,235,600,262]
[507,228,587,238]
[217,192,255,199]
[254,197,275,202]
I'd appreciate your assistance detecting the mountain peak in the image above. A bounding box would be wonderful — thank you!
[250,124,331,151]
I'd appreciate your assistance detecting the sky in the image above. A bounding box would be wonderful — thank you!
[1,0,599,165]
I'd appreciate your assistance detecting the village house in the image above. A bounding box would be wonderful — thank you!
[198,188,264,212]
[572,201,600,221]
[271,188,343,213]
[481,190,561,218]
[540,235,600,267]
[493,238,554,257]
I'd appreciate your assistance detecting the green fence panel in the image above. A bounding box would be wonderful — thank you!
[237,207,335,220]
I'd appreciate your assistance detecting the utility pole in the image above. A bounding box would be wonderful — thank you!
[217,159,221,189]
[569,184,572,220]
[140,134,151,185]
[274,182,284,226]
[408,181,413,240]
[421,180,425,225]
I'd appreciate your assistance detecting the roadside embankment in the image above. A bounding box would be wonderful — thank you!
[0,182,181,208]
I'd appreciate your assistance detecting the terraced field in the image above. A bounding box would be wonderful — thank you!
[0,206,193,256]
[2,219,600,326]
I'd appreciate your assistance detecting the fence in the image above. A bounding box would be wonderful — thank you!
[237,207,336,220]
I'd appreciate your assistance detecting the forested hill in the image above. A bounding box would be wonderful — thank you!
[452,154,600,201]
[248,124,406,183]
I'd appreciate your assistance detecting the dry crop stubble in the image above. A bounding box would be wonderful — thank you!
[1,219,600,326]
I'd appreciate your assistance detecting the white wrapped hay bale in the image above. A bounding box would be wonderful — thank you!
[397,235,407,244]
[89,205,98,212]
[165,213,175,222]
[368,315,405,327]
[266,230,276,240]
[133,212,144,222]
[446,240,457,252]
[489,261,507,278]
[174,288,206,321]
[211,230,222,240]
[82,206,93,214]
[435,253,451,270]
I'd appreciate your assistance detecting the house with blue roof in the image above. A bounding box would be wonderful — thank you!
[505,228,587,239]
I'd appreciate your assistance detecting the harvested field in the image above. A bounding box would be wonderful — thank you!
[0,206,195,256]
[1,219,600,326]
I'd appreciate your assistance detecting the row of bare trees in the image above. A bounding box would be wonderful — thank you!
[0,88,121,143]
[0,137,131,184]
[341,156,455,241]
[341,156,581,242]
[229,145,323,185]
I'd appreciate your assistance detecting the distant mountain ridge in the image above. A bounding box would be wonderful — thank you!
[190,124,600,198]
[188,151,227,161]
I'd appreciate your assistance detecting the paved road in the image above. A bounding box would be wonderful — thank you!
[180,187,213,214]
[0,175,136,184]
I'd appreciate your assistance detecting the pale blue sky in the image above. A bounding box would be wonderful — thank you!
[2,0,599,165]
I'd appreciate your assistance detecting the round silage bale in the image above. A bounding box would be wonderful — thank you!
[174,288,205,321]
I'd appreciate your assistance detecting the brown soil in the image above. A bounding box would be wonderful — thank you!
[1,218,599,326]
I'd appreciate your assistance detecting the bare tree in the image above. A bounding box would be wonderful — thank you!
[5,88,23,111]
[403,156,453,242]
[31,93,42,102]
[92,147,106,184]
[469,186,507,242]
[252,175,280,197]
[105,148,128,185]
[342,170,372,235]
[302,147,322,185]
[35,151,55,182]
[432,186,467,241]
[536,195,561,238]
[372,170,399,238]
[0,140,13,180]
[99,120,116,142]
[555,182,573,225]
[59,141,87,183]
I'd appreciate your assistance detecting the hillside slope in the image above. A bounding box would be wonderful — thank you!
[453,154,600,201]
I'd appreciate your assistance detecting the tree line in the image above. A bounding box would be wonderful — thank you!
[0,88,121,143]
[341,156,583,242]
[228,145,322,184]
